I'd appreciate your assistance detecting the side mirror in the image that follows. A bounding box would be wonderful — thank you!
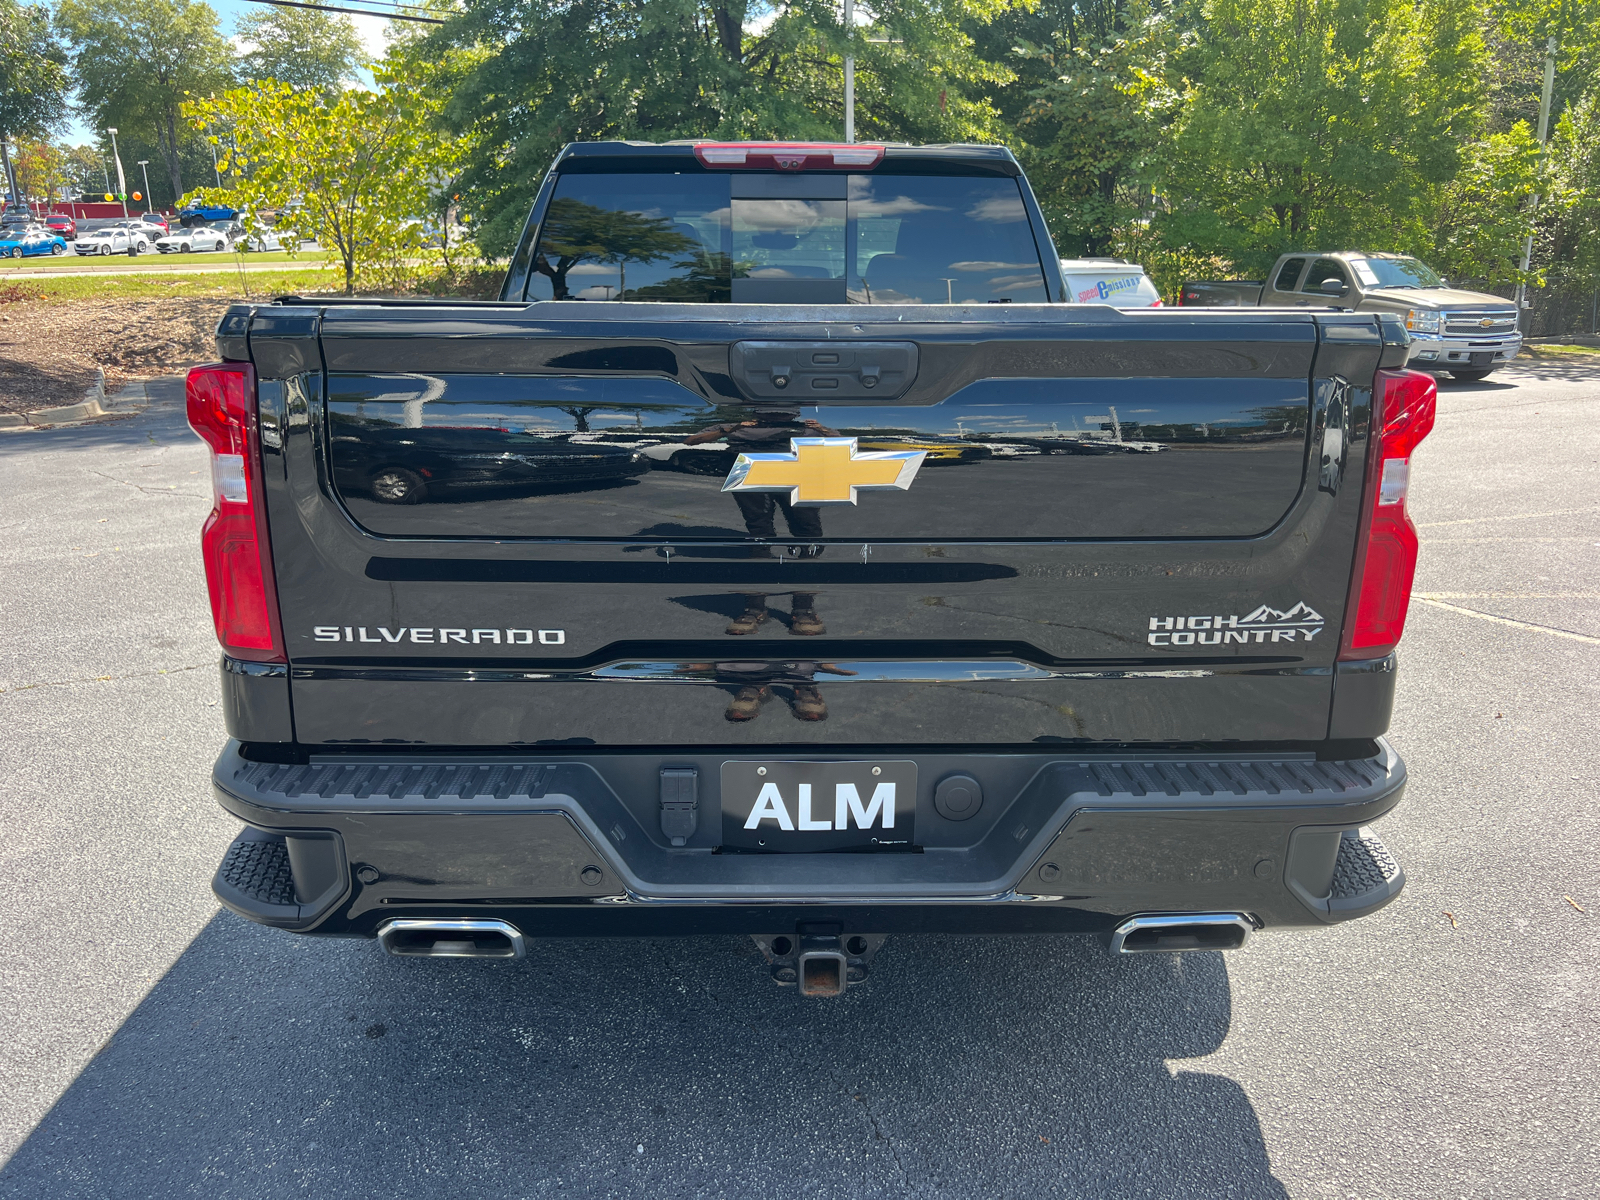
[1319,278,1348,296]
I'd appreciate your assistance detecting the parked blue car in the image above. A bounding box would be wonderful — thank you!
[177,202,238,227]
[0,227,67,258]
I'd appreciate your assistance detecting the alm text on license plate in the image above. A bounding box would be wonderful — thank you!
[721,760,916,852]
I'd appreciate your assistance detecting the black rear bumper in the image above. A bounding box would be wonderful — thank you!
[209,740,1407,938]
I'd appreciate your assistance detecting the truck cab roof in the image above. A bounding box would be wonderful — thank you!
[552,140,1024,177]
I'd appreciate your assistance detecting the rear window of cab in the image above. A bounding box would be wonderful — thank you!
[520,174,1048,305]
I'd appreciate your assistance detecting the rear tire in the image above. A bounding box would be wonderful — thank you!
[1449,368,1494,381]
[369,467,428,504]
[50,243,63,255]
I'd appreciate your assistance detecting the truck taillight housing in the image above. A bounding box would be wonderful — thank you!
[186,362,285,662]
[1339,369,1437,660]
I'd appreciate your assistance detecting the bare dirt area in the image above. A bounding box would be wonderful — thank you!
[0,291,229,414]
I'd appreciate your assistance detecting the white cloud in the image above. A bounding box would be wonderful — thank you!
[965,196,1027,223]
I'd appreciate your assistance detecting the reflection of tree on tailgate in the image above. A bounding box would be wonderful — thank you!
[534,199,696,299]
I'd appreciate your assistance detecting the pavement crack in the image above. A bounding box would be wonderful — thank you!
[88,469,209,499]
[1,663,210,694]
[853,1090,909,1187]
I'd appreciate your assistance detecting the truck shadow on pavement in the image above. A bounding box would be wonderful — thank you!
[0,912,1289,1199]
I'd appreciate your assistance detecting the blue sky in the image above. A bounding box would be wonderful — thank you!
[62,0,392,143]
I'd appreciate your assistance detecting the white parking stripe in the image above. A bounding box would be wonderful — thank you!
[1413,597,1600,644]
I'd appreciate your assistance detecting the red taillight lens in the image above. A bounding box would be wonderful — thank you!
[186,363,285,662]
[1339,368,1437,660]
[692,142,885,170]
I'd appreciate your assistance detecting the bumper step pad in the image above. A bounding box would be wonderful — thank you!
[218,835,296,908]
[1329,828,1403,915]
[212,827,349,929]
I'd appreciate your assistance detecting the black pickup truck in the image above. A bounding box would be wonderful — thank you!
[192,141,1434,995]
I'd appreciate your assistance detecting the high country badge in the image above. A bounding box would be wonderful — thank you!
[1147,603,1325,646]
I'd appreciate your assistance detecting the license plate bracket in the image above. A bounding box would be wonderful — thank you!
[721,760,916,852]
[1469,351,1494,366]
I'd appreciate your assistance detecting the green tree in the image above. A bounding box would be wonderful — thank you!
[55,0,236,203]
[395,0,1020,257]
[0,0,68,203]
[1429,122,1541,285]
[1013,5,1180,254]
[1156,0,1486,272]
[235,5,366,93]
[185,72,466,293]
[1543,90,1600,287]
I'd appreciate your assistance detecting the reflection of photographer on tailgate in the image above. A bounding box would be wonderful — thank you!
[684,411,838,639]
[682,410,839,541]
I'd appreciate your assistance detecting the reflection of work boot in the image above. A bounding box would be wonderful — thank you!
[726,604,769,635]
[725,686,770,722]
[789,607,825,636]
[791,685,827,721]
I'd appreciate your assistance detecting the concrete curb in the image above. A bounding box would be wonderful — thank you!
[0,371,152,430]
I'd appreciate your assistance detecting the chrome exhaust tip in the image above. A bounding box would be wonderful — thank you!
[378,918,526,959]
[1108,913,1254,956]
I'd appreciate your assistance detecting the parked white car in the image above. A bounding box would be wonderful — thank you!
[155,226,231,254]
[237,228,301,252]
[1061,258,1164,307]
[73,228,148,256]
[114,218,171,243]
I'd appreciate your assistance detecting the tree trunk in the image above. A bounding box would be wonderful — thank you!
[712,5,743,62]
[0,138,18,209]
[160,110,184,203]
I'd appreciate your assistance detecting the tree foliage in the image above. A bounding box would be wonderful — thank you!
[0,0,67,141]
[235,5,367,93]
[1154,0,1485,272]
[397,0,1021,255]
[185,72,468,293]
[55,0,234,201]
[1014,3,1179,254]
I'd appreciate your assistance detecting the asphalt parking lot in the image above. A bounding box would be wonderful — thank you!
[1,358,1596,1198]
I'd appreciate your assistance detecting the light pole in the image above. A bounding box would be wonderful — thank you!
[136,160,152,214]
[1514,35,1559,335]
[106,127,128,218]
[843,0,854,142]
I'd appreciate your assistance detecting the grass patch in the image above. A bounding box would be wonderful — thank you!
[1523,341,1600,357]
[15,267,344,303]
[3,248,334,272]
[8,262,506,303]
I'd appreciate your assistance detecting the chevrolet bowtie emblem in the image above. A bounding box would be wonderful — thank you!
[721,437,927,506]
[1479,317,1496,328]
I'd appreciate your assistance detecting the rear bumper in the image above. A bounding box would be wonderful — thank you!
[209,740,1407,938]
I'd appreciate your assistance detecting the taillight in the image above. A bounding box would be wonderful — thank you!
[1339,368,1437,660]
[186,362,285,662]
[692,142,885,170]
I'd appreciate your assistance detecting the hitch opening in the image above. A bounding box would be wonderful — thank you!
[754,927,884,996]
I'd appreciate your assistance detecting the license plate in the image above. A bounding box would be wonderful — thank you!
[1470,351,1493,365]
[721,760,916,852]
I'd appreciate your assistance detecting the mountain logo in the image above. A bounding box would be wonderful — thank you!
[1147,602,1326,646]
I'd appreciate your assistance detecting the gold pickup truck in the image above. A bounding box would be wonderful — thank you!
[1180,251,1520,382]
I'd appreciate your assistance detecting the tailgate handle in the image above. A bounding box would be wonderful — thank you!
[731,340,918,401]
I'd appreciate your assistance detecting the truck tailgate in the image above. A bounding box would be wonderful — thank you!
[243,302,1392,747]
